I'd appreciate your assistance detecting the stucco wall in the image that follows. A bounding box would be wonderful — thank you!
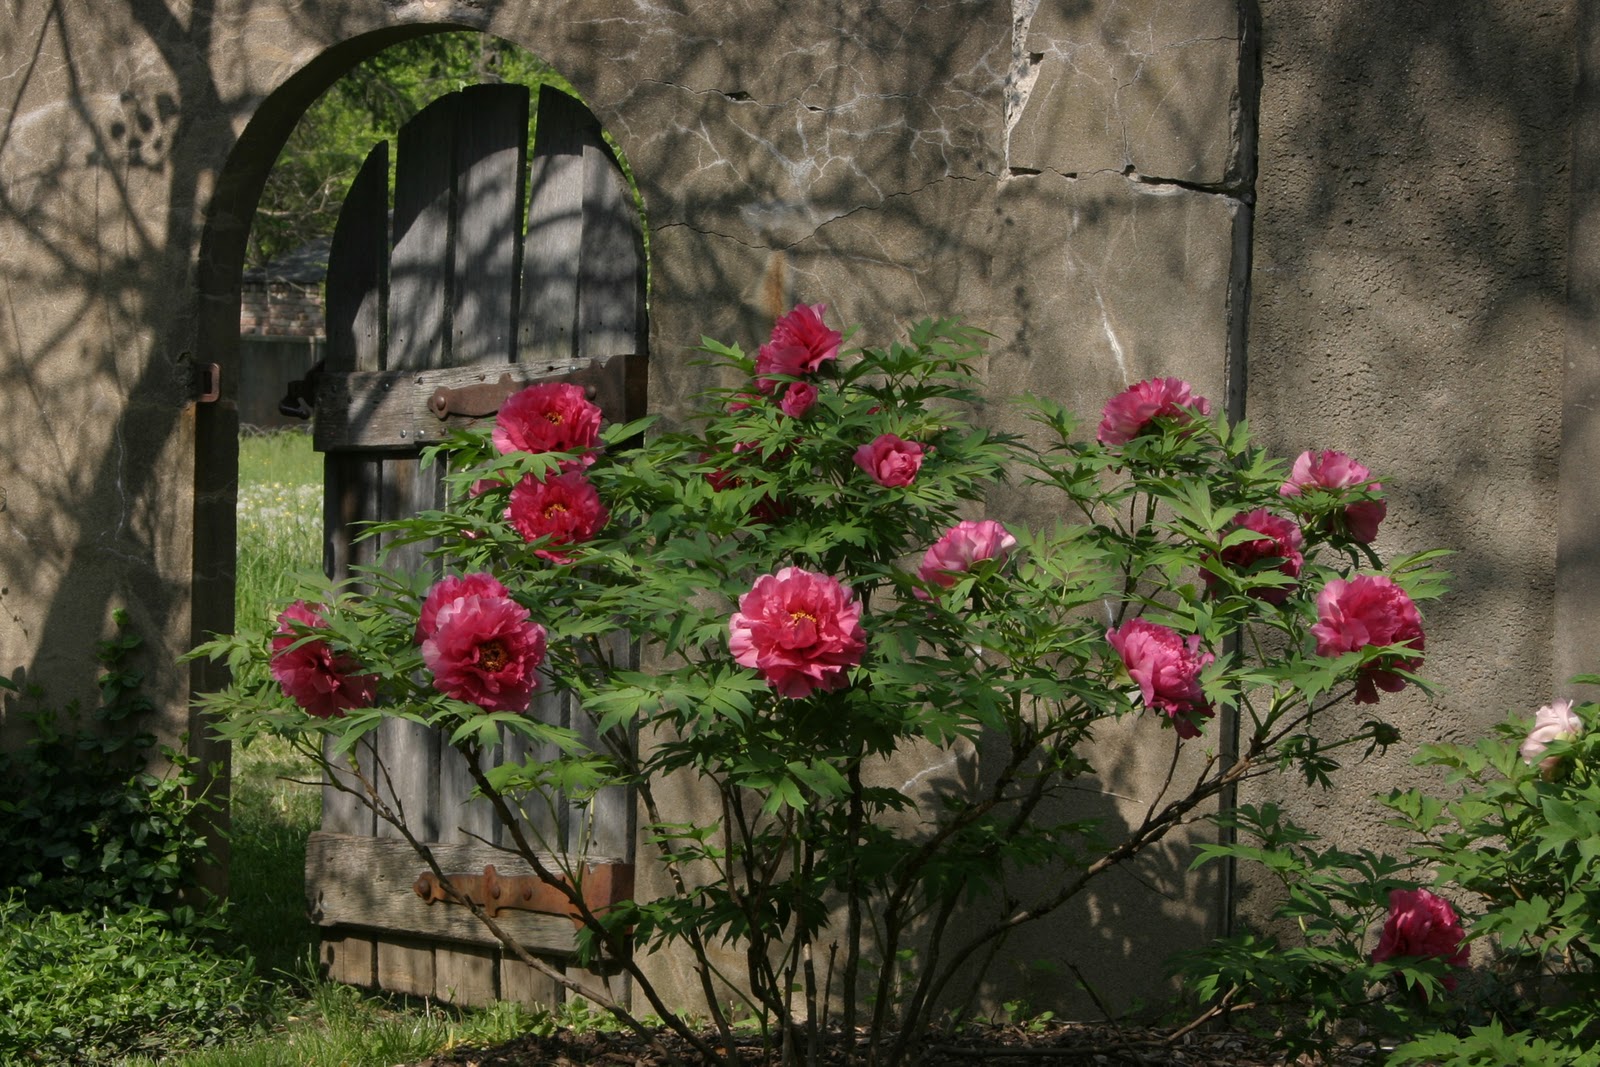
[1238,0,1574,927]
[0,0,1585,1019]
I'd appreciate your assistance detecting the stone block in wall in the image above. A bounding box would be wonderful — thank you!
[1010,0,1246,184]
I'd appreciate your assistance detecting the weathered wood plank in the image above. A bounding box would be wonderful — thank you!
[319,929,375,989]
[304,831,625,953]
[324,139,388,375]
[452,84,528,367]
[311,83,647,1005]
[319,136,386,845]
[519,86,589,366]
[567,962,631,1012]
[438,736,500,853]
[500,681,567,852]
[434,942,500,1007]
[389,94,457,373]
[377,934,437,1000]
[500,952,563,1008]
[311,357,631,452]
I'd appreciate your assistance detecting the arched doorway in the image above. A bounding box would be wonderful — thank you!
[191,27,648,1005]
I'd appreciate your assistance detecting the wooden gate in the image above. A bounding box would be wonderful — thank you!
[302,83,646,1008]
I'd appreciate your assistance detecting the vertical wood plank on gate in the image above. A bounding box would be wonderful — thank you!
[500,951,563,1008]
[450,84,529,367]
[369,91,463,1001]
[519,86,588,366]
[317,139,388,990]
[435,942,501,1007]
[389,96,456,371]
[501,86,591,860]
[436,86,530,876]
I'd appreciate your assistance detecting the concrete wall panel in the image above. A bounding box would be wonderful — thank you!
[1240,0,1572,922]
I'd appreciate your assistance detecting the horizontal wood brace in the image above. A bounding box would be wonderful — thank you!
[305,830,631,954]
[312,352,638,452]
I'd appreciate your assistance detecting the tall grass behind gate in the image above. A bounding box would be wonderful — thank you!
[236,428,323,667]
[230,427,324,979]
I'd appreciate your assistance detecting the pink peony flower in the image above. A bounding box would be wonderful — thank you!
[853,433,926,487]
[1372,888,1470,991]
[916,519,1018,599]
[779,381,819,418]
[755,303,841,393]
[1311,575,1425,704]
[728,567,866,698]
[416,572,511,644]
[1106,618,1215,738]
[270,601,379,719]
[492,382,603,467]
[1520,699,1583,776]
[506,470,609,563]
[422,594,548,712]
[1280,450,1387,544]
[1202,509,1305,604]
[1096,378,1212,446]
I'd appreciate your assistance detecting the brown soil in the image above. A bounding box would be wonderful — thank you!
[412,1021,1379,1067]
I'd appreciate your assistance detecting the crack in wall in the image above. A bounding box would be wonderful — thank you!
[659,173,980,253]
[1005,0,1043,169]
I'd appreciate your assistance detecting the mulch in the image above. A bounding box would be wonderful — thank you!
[413,1021,1381,1067]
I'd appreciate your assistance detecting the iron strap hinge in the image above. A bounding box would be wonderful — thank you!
[413,861,634,926]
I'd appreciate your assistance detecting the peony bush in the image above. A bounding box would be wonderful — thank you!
[1179,688,1600,1062]
[195,311,1453,1066]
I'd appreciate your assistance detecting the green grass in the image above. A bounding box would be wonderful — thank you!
[229,429,326,979]
[236,428,323,645]
[125,981,556,1067]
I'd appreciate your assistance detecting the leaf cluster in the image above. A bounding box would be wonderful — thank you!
[0,610,217,916]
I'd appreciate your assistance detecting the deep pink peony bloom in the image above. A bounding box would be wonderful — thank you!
[779,381,819,418]
[1521,699,1583,776]
[506,470,609,563]
[1202,509,1305,604]
[916,520,1018,599]
[755,303,841,393]
[416,572,511,644]
[422,593,548,712]
[270,601,379,719]
[1372,888,1470,991]
[492,382,603,467]
[1280,450,1387,544]
[728,567,866,698]
[1311,576,1425,704]
[1096,378,1212,445]
[853,433,926,487]
[1106,618,1214,738]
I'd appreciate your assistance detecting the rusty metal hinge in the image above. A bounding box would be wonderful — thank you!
[194,362,221,404]
[413,862,633,925]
